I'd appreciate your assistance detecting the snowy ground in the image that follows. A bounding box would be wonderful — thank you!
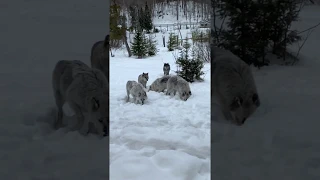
[211,5,320,180]
[109,29,211,179]
[0,0,109,179]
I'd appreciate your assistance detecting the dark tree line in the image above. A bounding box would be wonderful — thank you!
[211,0,304,68]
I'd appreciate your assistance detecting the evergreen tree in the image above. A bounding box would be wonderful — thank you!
[129,6,138,32]
[131,30,148,58]
[167,33,178,51]
[110,3,125,49]
[138,7,145,31]
[144,2,153,33]
[217,0,302,67]
[175,39,204,83]
[147,34,158,56]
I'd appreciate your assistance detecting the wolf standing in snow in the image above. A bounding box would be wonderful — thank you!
[90,35,109,80]
[211,47,260,126]
[138,72,149,88]
[149,75,171,93]
[126,81,148,105]
[163,63,170,75]
[166,75,192,101]
[52,60,109,136]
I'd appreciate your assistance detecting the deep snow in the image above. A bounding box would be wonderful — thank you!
[1,0,320,179]
[0,0,109,179]
[109,27,211,179]
[211,5,320,180]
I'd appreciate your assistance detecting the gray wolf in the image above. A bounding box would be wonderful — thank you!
[90,35,109,80]
[163,63,170,75]
[126,80,148,105]
[52,60,109,137]
[138,72,149,88]
[149,75,171,92]
[211,47,260,126]
[166,75,192,101]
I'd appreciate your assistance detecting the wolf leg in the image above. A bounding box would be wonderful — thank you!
[126,90,130,102]
[93,120,104,136]
[68,102,87,135]
[79,116,90,136]
[54,90,65,129]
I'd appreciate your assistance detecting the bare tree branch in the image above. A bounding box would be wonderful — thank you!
[297,22,320,35]
[293,28,314,65]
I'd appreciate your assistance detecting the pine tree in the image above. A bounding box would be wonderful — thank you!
[217,0,302,67]
[138,7,145,31]
[129,6,138,32]
[131,30,148,58]
[110,3,125,49]
[147,34,158,56]
[144,2,153,33]
[167,33,178,51]
[175,39,204,82]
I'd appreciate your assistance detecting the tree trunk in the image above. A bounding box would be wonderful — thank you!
[123,33,132,57]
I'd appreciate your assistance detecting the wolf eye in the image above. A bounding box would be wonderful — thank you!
[182,92,185,96]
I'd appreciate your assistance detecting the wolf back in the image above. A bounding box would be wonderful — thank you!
[52,60,109,136]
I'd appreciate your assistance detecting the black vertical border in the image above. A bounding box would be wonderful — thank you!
[210,1,214,180]
[106,0,110,179]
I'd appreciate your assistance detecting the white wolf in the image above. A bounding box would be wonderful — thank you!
[90,35,109,80]
[166,75,192,101]
[149,75,171,92]
[211,46,260,126]
[126,81,148,105]
[52,60,109,136]
[138,72,149,88]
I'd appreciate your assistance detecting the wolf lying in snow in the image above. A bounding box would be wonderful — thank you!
[149,75,171,92]
[138,72,149,88]
[166,75,192,101]
[163,63,170,75]
[52,60,109,136]
[211,46,260,126]
[126,81,148,105]
[90,35,109,80]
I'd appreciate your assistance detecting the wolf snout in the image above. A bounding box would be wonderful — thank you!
[236,117,247,126]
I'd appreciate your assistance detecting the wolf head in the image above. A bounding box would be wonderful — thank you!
[136,90,148,105]
[229,93,260,126]
[141,72,149,81]
[180,90,192,101]
[88,96,109,136]
[163,63,170,70]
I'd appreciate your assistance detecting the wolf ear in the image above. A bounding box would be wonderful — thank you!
[92,97,100,111]
[252,93,260,107]
[230,96,243,110]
